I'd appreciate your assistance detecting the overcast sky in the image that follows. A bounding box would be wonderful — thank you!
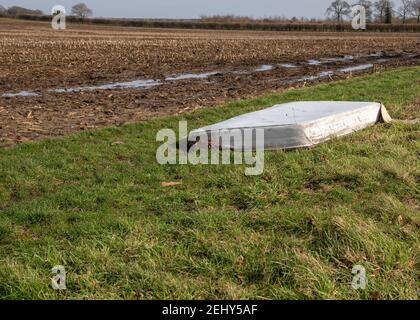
[0,0,405,19]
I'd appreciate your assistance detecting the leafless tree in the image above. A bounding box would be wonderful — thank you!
[0,5,6,17]
[326,0,352,21]
[398,0,413,23]
[71,3,93,21]
[374,0,394,22]
[412,0,420,23]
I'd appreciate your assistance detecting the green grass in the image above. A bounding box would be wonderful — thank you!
[0,67,419,300]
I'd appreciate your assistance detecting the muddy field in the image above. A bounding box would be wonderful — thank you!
[0,19,419,146]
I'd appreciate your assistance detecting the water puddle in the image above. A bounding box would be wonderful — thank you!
[49,79,161,94]
[279,63,297,68]
[367,52,384,58]
[166,72,221,81]
[292,63,375,83]
[339,64,373,73]
[254,65,274,72]
[320,55,354,63]
[307,55,355,66]
[307,59,322,65]
[1,90,40,97]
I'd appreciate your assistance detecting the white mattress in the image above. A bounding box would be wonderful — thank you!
[190,101,390,151]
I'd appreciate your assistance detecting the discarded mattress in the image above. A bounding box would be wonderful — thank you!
[190,101,391,151]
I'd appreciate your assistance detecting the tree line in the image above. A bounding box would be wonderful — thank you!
[1,1,419,31]
[1,1,419,24]
[0,3,93,20]
[326,0,420,23]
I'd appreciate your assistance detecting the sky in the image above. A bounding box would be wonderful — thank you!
[0,0,405,19]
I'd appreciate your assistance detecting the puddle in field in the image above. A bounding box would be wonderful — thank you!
[254,65,274,72]
[321,55,354,63]
[367,52,384,57]
[166,71,221,81]
[307,59,322,65]
[50,79,161,93]
[292,63,374,83]
[279,63,297,68]
[306,55,356,66]
[1,90,40,97]
[339,64,373,73]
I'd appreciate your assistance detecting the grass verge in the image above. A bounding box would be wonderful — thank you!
[0,67,419,299]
